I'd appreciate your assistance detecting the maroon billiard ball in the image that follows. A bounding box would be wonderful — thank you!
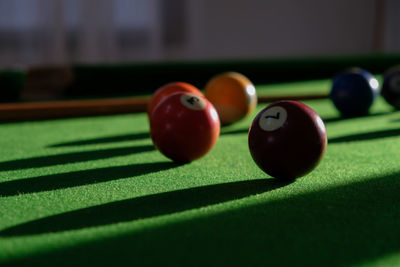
[248,100,327,179]
[150,92,220,162]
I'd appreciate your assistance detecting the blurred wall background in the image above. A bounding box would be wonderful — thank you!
[0,0,398,68]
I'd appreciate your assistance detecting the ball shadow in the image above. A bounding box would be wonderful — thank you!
[0,178,291,236]
[7,171,400,267]
[49,132,150,147]
[220,128,249,136]
[0,161,179,197]
[0,145,154,171]
[322,111,394,123]
[329,128,400,143]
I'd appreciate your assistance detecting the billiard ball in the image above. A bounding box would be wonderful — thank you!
[330,68,379,116]
[147,82,203,117]
[248,100,327,179]
[381,66,400,109]
[150,92,220,162]
[204,72,257,125]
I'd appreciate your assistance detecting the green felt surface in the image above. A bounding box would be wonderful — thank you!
[1,79,400,266]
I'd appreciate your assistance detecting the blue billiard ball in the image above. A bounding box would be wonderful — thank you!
[381,66,400,109]
[330,68,379,116]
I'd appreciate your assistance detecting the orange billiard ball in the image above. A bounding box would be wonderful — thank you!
[147,82,203,117]
[204,72,257,125]
[150,92,220,163]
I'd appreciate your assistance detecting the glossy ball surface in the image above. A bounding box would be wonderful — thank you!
[147,82,203,117]
[248,100,327,179]
[205,72,257,125]
[150,92,220,162]
[330,68,379,116]
[381,66,400,109]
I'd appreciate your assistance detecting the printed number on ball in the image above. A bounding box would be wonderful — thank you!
[181,94,206,110]
[259,106,288,131]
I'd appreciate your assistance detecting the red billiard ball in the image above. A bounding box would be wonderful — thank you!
[248,100,327,179]
[150,92,220,162]
[147,82,203,117]
[205,72,257,125]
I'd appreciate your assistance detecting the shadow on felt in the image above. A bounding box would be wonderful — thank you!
[0,161,179,197]
[329,127,400,143]
[49,131,150,147]
[322,110,395,123]
[0,145,155,171]
[6,172,400,267]
[219,115,400,144]
[0,178,291,236]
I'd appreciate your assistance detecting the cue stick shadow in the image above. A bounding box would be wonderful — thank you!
[9,171,400,266]
[390,117,400,123]
[0,145,155,171]
[219,112,395,136]
[322,110,395,123]
[0,178,292,236]
[49,131,150,147]
[0,161,180,197]
[329,127,400,143]
[199,117,400,143]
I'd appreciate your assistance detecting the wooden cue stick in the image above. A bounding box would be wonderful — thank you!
[0,93,328,122]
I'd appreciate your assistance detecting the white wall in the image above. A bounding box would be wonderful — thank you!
[0,0,398,67]
[384,0,400,52]
[181,0,381,60]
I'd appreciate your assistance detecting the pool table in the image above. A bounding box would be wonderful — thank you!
[1,56,400,266]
